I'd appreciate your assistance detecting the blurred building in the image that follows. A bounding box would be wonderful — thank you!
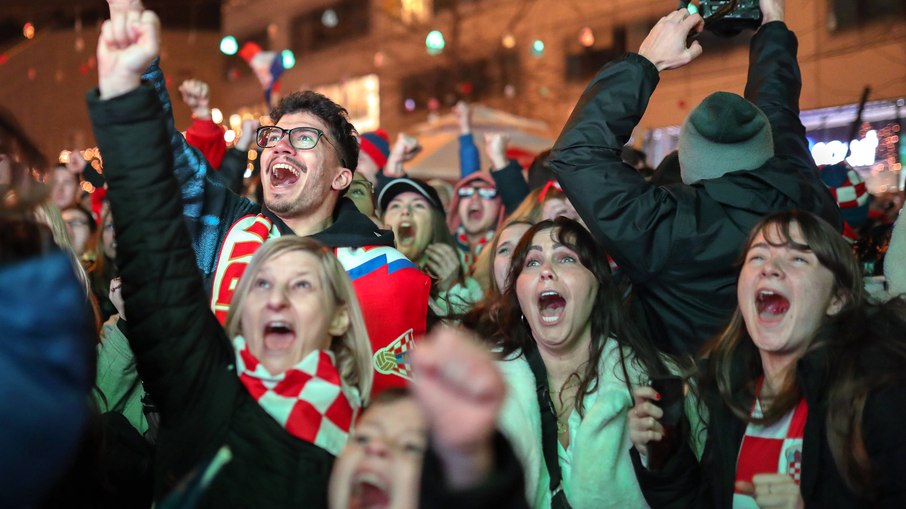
[0,0,225,165]
[1,0,903,185]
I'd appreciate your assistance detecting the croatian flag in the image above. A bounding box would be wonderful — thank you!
[238,41,286,107]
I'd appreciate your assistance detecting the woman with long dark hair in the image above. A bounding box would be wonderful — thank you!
[494,218,695,508]
[630,210,906,507]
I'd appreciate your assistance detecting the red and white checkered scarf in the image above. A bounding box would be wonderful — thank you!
[233,336,361,456]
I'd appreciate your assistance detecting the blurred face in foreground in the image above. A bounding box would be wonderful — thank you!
[329,396,428,509]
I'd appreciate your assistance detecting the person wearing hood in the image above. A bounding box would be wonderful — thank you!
[88,0,430,397]
[448,172,507,271]
[549,0,841,355]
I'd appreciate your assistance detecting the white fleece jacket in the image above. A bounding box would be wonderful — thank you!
[496,339,650,509]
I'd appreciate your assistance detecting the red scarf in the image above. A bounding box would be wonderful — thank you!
[233,336,361,456]
[456,226,494,272]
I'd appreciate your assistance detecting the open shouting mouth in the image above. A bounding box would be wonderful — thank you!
[755,289,790,322]
[537,290,566,326]
[269,160,304,188]
[349,472,391,509]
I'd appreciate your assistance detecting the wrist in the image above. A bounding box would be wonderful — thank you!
[436,440,494,489]
[637,51,666,73]
[490,157,508,171]
[99,75,142,100]
[385,157,404,176]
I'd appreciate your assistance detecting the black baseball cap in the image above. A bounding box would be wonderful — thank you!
[377,177,444,214]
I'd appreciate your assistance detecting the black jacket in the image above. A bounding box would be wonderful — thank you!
[630,345,906,508]
[89,84,337,506]
[549,22,841,355]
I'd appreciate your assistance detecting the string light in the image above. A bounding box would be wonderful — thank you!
[426,30,445,55]
[23,22,35,40]
[579,27,594,48]
[281,49,296,69]
[220,36,238,55]
[502,32,516,49]
[229,114,242,131]
[322,9,339,28]
[531,39,545,57]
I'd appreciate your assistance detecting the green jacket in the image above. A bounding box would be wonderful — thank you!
[94,317,148,435]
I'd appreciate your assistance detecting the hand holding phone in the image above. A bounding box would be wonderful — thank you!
[646,374,685,470]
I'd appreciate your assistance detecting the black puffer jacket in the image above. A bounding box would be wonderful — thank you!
[89,83,336,507]
[549,22,841,355]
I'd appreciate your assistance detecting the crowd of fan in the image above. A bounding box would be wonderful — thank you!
[2,0,905,508]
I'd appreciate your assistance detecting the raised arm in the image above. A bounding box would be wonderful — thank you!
[180,79,227,169]
[484,132,529,215]
[414,326,528,508]
[104,0,255,280]
[743,1,811,168]
[89,7,236,420]
[549,11,705,279]
[454,101,481,178]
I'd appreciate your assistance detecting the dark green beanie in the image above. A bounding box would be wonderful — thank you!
[678,92,774,184]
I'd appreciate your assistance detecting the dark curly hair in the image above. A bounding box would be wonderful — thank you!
[269,91,359,170]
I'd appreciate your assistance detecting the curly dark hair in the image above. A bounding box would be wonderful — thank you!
[269,91,359,170]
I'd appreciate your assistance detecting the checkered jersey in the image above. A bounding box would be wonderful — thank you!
[826,168,868,209]
[732,386,808,509]
[234,336,361,456]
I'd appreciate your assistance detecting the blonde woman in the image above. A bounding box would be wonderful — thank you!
[91,11,371,504]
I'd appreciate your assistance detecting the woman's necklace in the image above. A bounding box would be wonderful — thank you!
[549,381,578,435]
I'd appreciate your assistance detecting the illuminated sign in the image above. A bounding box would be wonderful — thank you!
[809,130,879,167]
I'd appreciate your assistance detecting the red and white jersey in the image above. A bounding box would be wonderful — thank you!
[209,213,430,397]
[733,384,808,509]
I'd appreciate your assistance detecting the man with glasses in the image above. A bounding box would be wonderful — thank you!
[447,174,505,270]
[86,0,430,397]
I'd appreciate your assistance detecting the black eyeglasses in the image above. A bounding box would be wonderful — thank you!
[256,126,347,167]
[457,186,497,199]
